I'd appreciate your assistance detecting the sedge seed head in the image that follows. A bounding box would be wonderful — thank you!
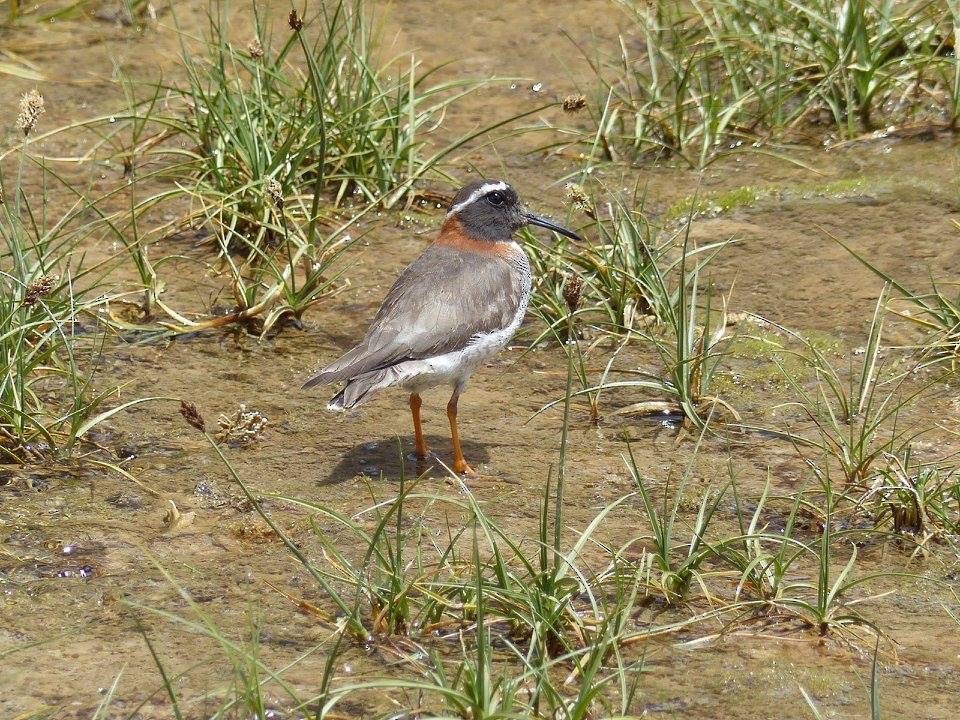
[564,182,591,214]
[288,9,303,31]
[16,89,45,137]
[179,401,206,433]
[247,38,264,60]
[266,179,284,209]
[563,273,583,313]
[561,94,587,112]
[216,404,268,444]
[24,275,57,306]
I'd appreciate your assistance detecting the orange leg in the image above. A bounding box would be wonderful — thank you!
[447,387,475,475]
[409,393,428,460]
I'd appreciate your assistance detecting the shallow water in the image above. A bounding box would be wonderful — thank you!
[2,1,960,718]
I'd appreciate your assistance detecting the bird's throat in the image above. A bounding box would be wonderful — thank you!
[434,217,518,258]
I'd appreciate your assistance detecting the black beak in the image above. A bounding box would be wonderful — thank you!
[524,211,582,241]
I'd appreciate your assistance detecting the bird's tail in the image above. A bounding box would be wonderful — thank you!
[302,343,375,390]
[302,362,354,390]
[302,369,336,390]
[326,367,401,411]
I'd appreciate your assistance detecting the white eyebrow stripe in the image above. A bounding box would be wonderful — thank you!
[447,181,509,216]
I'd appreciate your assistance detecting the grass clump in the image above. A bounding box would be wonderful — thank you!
[0,94,147,462]
[723,478,894,638]
[0,258,98,461]
[526,186,729,340]
[531,192,739,430]
[165,2,476,214]
[771,289,930,486]
[588,0,960,166]
[866,445,960,541]
[625,444,729,603]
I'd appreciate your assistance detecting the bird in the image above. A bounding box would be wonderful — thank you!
[302,179,582,475]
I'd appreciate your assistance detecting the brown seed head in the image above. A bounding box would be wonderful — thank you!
[16,89,45,137]
[561,94,587,113]
[288,9,303,31]
[564,182,591,214]
[24,275,57,306]
[266,179,284,209]
[247,38,264,60]
[179,401,206,433]
[563,273,583,314]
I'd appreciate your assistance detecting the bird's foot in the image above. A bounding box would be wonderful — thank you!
[453,459,476,476]
[409,451,434,469]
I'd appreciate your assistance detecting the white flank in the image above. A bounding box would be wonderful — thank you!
[447,180,509,216]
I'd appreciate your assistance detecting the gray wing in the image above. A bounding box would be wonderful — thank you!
[303,244,525,388]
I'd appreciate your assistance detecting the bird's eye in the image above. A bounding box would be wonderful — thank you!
[486,191,506,207]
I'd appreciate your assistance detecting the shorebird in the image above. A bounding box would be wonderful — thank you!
[303,180,582,475]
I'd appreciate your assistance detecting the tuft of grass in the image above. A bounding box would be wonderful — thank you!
[164,1,478,215]
[777,486,880,636]
[728,480,894,638]
[599,233,738,429]
[525,186,729,339]
[0,116,158,461]
[624,442,729,603]
[277,469,461,637]
[866,445,960,540]
[424,533,524,719]
[722,477,810,606]
[586,0,960,166]
[534,195,739,430]
[769,288,931,486]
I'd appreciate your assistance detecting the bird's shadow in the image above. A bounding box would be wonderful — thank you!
[322,435,490,485]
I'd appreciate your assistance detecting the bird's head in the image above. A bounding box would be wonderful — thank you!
[447,180,582,242]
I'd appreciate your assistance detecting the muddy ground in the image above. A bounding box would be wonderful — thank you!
[2,1,960,718]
